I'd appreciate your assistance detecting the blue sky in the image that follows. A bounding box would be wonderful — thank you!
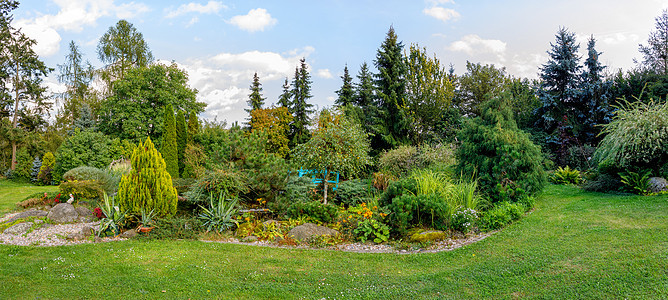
[12,0,668,124]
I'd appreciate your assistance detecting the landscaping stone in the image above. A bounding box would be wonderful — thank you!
[47,203,79,224]
[120,229,137,238]
[410,230,447,243]
[287,223,339,241]
[4,222,32,235]
[2,209,48,224]
[648,177,668,193]
[80,225,94,237]
[241,235,259,243]
[75,206,94,222]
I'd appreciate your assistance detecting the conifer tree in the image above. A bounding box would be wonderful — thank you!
[30,156,41,183]
[187,111,199,143]
[37,152,55,184]
[175,110,187,176]
[246,72,265,112]
[117,137,178,218]
[335,65,355,106]
[577,36,612,145]
[638,9,668,74]
[355,62,375,108]
[277,77,291,109]
[374,26,409,150]
[290,58,314,146]
[72,103,96,132]
[161,104,179,178]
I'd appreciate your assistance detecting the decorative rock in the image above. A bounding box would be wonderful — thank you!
[241,235,259,243]
[3,209,48,224]
[75,206,94,222]
[410,230,447,243]
[47,203,79,224]
[648,177,668,193]
[120,229,137,238]
[80,225,94,237]
[287,223,339,241]
[4,222,32,235]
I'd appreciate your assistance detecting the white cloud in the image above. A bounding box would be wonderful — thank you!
[228,8,277,32]
[173,46,314,123]
[449,34,507,55]
[317,69,333,79]
[165,1,227,18]
[14,0,150,57]
[426,0,455,5]
[326,96,336,102]
[423,6,460,22]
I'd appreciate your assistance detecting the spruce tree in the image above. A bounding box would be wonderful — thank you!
[246,72,265,112]
[355,62,375,108]
[374,26,409,150]
[117,137,178,218]
[175,110,187,176]
[187,111,199,143]
[72,103,96,132]
[335,64,355,106]
[290,58,314,146]
[161,104,179,178]
[577,36,612,145]
[278,77,292,109]
[30,156,42,183]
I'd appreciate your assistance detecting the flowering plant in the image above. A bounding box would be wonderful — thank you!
[93,207,103,219]
[451,208,478,233]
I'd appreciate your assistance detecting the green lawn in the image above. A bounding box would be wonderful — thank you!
[1,183,667,299]
[0,180,58,213]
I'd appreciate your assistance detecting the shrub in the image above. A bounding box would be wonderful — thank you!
[594,99,668,173]
[456,95,546,202]
[582,173,621,193]
[30,156,42,184]
[451,208,479,233]
[479,201,525,231]
[354,219,390,243]
[184,168,249,205]
[335,179,372,207]
[286,201,338,223]
[59,180,104,201]
[53,129,124,182]
[378,144,456,177]
[12,148,32,182]
[386,194,449,235]
[378,177,418,208]
[269,176,317,216]
[161,104,179,178]
[566,145,596,171]
[619,170,652,195]
[116,137,178,218]
[550,166,582,185]
[61,166,120,197]
[37,152,55,185]
[198,194,239,233]
[372,172,394,191]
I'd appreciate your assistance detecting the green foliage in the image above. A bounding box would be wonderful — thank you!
[187,112,199,144]
[582,173,620,193]
[378,144,455,177]
[62,165,122,196]
[175,110,187,176]
[456,95,546,202]
[198,194,239,233]
[287,201,338,224]
[59,180,104,201]
[12,148,32,182]
[335,65,355,106]
[386,194,449,235]
[246,72,266,117]
[335,179,372,207]
[354,219,390,243]
[98,63,205,143]
[479,201,525,231]
[161,104,179,178]
[53,129,123,182]
[97,193,128,237]
[37,152,55,185]
[594,99,668,172]
[451,208,479,233]
[184,168,249,205]
[378,176,417,208]
[457,61,509,117]
[550,166,583,185]
[148,215,201,240]
[638,10,668,74]
[30,156,41,183]
[291,111,372,203]
[619,170,652,195]
[289,58,315,146]
[250,106,292,158]
[97,19,153,84]
[116,137,178,218]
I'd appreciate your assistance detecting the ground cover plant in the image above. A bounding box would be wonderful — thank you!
[1,184,667,298]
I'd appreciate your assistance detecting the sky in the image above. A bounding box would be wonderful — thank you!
[11,0,668,125]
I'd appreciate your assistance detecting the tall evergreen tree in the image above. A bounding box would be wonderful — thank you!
[335,64,355,106]
[246,72,266,112]
[577,36,612,145]
[277,77,291,108]
[57,40,95,129]
[187,111,199,144]
[638,9,668,74]
[354,62,375,108]
[373,26,409,150]
[161,104,178,178]
[72,103,96,132]
[175,110,187,176]
[290,58,314,146]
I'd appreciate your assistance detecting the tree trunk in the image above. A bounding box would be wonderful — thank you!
[11,59,20,170]
[322,171,329,204]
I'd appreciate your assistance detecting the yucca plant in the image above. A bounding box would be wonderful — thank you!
[551,166,582,185]
[198,192,239,233]
[619,170,652,195]
[98,192,128,237]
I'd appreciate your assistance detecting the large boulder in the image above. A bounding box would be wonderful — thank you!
[47,203,79,224]
[4,222,32,235]
[75,206,94,222]
[287,223,339,241]
[648,177,668,193]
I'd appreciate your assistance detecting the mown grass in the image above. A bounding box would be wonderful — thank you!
[0,184,667,299]
[0,180,58,213]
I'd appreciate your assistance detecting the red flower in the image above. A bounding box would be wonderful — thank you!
[94,207,103,219]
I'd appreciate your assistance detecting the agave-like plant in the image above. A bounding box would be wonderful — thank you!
[198,192,239,233]
[98,192,128,236]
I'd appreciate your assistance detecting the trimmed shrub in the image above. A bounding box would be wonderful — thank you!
[378,144,456,177]
[59,180,104,201]
[286,201,338,223]
[456,95,546,202]
[176,110,188,176]
[117,137,178,218]
[12,148,32,182]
